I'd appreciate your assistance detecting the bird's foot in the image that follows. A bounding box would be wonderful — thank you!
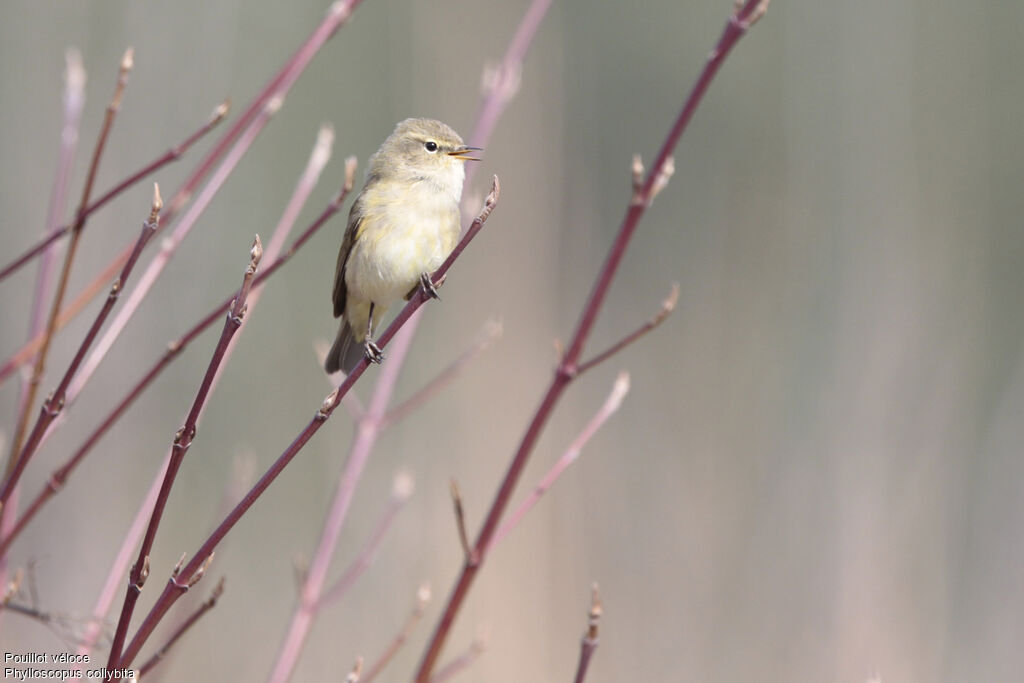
[419,271,444,300]
[363,339,385,364]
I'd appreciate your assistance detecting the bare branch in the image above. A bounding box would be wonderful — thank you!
[429,626,489,683]
[316,472,415,609]
[361,583,431,683]
[106,235,262,669]
[490,373,630,552]
[0,97,228,290]
[0,186,161,513]
[3,47,133,490]
[575,282,678,376]
[572,584,602,683]
[381,318,502,429]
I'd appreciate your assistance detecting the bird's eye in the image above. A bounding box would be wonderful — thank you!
[424,141,438,153]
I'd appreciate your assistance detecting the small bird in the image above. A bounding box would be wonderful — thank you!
[325,118,479,374]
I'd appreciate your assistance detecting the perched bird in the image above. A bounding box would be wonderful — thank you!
[325,118,479,374]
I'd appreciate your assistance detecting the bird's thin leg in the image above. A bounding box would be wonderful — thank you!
[364,302,384,364]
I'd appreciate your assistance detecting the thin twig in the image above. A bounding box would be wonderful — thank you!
[0,182,160,511]
[2,47,86,593]
[0,161,357,562]
[413,3,771,678]
[106,235,263,669]
[116,179,499,671]
[380,319,502,429]
[315,472,415,609]
[72,97,280,416]
[0,99,227,292]
[490,372,630,552]
[4,48,133,491]
[572,584,602,683]
[428,627,489,683]
[136,578,225,678]
[575,283,678,375]
[360,583,431,683]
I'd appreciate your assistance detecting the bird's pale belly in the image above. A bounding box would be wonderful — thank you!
[346,211,457,307]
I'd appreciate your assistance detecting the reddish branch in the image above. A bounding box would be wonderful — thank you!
[112,178,499,671]
[0,182,159,511]
[4,48,133,486]
[0,100,227,292]
[316,472,415,609]
[105,235,263,670]
[412,2,771,679]
[0,169,355,562]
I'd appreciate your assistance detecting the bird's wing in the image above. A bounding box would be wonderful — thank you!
[332,195,364,318]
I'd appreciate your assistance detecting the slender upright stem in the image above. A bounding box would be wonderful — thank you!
[106,236,263,670]
[412,3,770,678]
[4,49,133,494]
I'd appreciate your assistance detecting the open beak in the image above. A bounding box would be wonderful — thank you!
[448,146,482,162]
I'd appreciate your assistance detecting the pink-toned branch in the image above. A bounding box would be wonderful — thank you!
[3,48,133,495]
[114,179,499,671]
[428,627,489,683]
[412,2,771,678]
[72,96,281,410]
[361,584,431,683]
[106,235,263,669]
[0,181,159,511]
[490,372,630,552]
[1,47,87,598]
[0,99,227,294]
[316,472,415,609]
[381,319,502,430]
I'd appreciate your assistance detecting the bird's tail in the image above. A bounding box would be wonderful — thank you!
[325,320,365,374]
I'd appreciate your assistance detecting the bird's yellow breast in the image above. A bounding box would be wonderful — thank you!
[345,177,461,306]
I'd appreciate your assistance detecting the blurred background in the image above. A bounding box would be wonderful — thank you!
[1,1,1023,681]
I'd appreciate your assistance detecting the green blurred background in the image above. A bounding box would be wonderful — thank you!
[2,1,1023,681]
